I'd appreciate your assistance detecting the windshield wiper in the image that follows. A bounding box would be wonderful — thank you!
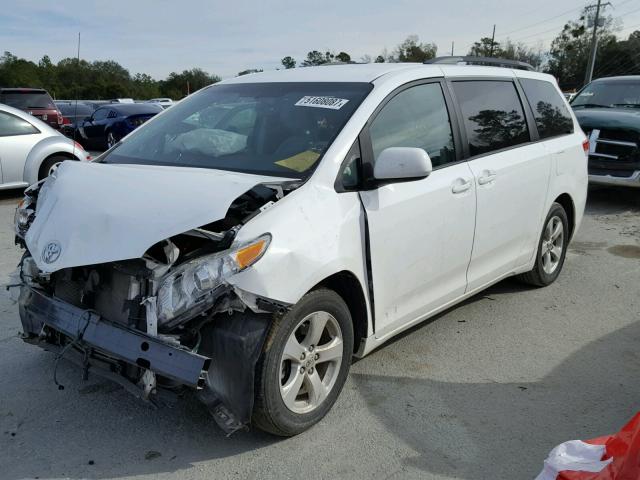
[612,103,640,109]
[571,103,612,109]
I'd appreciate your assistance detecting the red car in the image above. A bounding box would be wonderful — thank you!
[0,88,62,130]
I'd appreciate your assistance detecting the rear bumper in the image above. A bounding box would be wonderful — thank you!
[588,170,640,188]
[19,286,211,388]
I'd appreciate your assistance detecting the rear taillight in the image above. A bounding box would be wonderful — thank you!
[582,139,589,156]
[62,117,71,125]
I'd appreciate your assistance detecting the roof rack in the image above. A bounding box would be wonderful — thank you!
[424,56,534,71]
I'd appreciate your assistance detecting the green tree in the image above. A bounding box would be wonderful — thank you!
[237,68,263,76]
[391,35,437,62]
[335,51,351,63]
[301,50,333,66]
[281,56,296,69]
[468,37,503,57]
[545,8,617,89]
[375,55,385,63]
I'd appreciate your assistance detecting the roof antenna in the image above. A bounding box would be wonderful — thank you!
[72,32,81,162]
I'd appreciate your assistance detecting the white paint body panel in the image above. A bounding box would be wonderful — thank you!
[465,142,551,291]
[359,163,476,337]
[0,104,87,188]
[26,161,289,273]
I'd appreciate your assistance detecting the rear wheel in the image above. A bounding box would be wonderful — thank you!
[253,289,353,436]
[518,202,569,287]
[38,155,68,180]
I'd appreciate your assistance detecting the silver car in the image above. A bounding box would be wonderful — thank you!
[0,103,90,190]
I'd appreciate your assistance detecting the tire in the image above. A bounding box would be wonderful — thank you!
[518,202,569,287]
[38,155,68,181]
[253,288,354,436]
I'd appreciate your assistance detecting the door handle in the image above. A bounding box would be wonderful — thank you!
[451,178,472,194]
[477,170,497,185]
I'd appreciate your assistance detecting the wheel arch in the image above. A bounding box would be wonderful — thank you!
[553,193,576,240]
[311,270,370,354]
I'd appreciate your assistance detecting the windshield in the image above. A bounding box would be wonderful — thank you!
[0,92,55,109]
[101,82,372,178]
[571,80,640,108]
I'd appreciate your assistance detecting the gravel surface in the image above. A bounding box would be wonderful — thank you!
[0,186,638,480]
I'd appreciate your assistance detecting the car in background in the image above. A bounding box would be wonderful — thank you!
[68,102,163,150]
[571,75,640,187]
[109,98,135,104]
[57,102,95,127]
[146,98,174,109]
[0,88,62,130]
[0,104,90,189]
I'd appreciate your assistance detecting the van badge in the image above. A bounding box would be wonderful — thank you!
[42,241,62,264]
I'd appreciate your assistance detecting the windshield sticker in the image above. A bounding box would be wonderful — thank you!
[295,96,349,110]
[275,150,320,172]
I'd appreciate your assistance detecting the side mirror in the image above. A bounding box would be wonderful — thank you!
[373,147,433,182]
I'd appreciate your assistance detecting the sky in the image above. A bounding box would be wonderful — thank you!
[1,0,640,79]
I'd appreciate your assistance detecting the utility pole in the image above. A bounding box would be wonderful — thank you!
[451,41,454,56]
[584,0,611,85]
[489,24,496,56]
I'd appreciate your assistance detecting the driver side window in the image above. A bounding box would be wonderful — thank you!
[369,83,456,168]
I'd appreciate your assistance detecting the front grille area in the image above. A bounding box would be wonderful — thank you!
[586,128,640,175]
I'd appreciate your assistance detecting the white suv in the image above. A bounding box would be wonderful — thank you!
[14,63,587,436]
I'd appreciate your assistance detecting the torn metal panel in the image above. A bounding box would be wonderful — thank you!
[24,161,289,273]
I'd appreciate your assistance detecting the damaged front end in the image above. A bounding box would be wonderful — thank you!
[13,163,293,434]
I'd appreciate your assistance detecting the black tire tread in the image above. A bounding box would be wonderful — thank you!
[252,288,353,436]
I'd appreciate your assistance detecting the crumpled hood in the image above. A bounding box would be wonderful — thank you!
[26,161,287,273]
[573,108,640,133]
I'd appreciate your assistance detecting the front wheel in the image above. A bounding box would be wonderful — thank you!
[518,202,569,287]
[253,289,353,436]
[38,155,67,180]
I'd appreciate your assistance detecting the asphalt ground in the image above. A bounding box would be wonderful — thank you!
[0,185,638,480]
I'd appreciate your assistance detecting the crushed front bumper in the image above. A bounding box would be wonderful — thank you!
[19,286,211,388]
[18,285,271,434]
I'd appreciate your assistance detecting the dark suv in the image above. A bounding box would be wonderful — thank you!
[571,76,640,187]
[0,88,62,130]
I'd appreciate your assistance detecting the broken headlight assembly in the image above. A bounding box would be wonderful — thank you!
[14,196,35,239]
[156,234,271,324]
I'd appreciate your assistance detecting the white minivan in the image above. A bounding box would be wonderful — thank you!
[14,63,588,436]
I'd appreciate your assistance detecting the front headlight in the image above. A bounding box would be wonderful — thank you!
[156,234,271,324]
[14,196,35,238]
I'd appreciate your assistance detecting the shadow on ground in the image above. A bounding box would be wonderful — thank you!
[353,320,640,478]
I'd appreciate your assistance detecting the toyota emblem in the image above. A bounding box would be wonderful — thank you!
[42,241,62,264]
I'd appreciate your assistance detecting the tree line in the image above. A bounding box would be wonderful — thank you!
[1,8,639,99]
[0,52,220,100]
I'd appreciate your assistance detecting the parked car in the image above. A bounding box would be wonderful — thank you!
[146,98,174,109]
[571,75,640,187]
[0,104,90,190]
[0,88,62,130]
[13,64,587,436]
[68,103,163,150]
[56,102,95,127]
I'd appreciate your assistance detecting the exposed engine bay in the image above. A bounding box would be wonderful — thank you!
[14,170,295,434]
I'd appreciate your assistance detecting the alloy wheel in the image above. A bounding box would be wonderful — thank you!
[279,311,344,414]
[107,132,116,148]
[541,215,564,275]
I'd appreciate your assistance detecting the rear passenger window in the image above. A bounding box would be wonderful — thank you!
[520,78,574,139]
[452,81,530,157]
[0,111,38,136]
[369,83,456,168]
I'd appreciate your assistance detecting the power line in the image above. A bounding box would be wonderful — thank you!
[499,3,586,37]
